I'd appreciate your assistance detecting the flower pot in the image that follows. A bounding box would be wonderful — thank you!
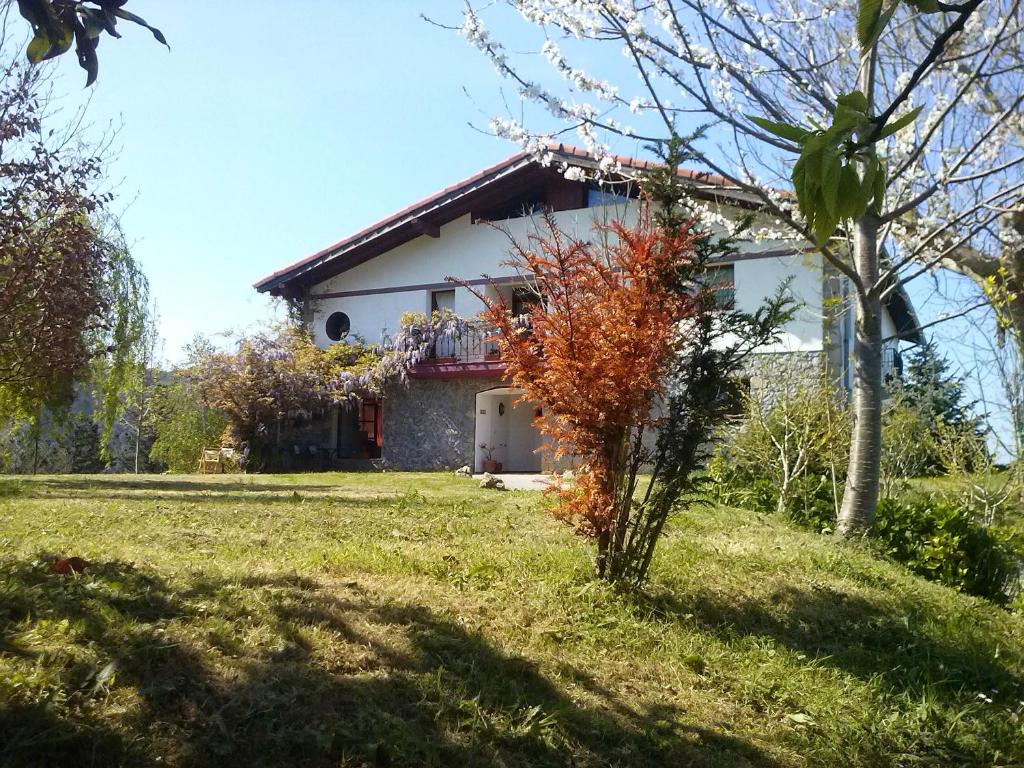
[483,459,502,474]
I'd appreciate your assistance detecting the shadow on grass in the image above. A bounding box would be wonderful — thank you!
[31,477,340,493]
[632,581,1023,721]
[6,476,402,506]
[0,558,776,768]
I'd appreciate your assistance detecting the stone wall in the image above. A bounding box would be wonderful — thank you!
[380,353,831,471]
[742,351,829,407]
[383,376,504,470]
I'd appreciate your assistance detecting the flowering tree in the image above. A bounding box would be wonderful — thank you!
[192,326,376,449]
[189,315,470,467]
[462,167,792,583]
[455,0,1024,535]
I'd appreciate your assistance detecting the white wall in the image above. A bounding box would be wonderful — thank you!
[733,253,824,352]
[307,201,826,351]
[473,388,542,472]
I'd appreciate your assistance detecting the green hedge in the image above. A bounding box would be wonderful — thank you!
[874,495,1021,604]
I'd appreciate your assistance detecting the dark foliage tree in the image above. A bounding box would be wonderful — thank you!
[899,341,985,438]
[11,0,166,85]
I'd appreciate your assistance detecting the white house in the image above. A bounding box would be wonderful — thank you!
[255,144,921,472]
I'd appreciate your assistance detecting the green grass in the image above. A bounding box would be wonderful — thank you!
[1,473,1022,767]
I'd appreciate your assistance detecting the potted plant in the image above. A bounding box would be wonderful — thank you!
[483,341,502,362]
[479,442,504,474]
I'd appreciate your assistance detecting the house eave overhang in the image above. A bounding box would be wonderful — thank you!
[885,282,925,345]
[254,144,759,297]
[254,152,536,296]
[257,143,924,345]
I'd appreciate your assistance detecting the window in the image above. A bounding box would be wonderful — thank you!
[325,311,351,341]
[430,289,455,314]
[703,265,736,309]
[586,184,633,207]
[512,286,541,317]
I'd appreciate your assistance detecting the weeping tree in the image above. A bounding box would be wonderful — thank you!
[454,0,1024,535]
[0,56,149,448]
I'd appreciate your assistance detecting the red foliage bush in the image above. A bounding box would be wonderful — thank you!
[464,211,699,551]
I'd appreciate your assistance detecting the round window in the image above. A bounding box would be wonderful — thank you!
[325,311,351,341]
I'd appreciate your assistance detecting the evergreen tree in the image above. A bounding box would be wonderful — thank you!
[899,342,985,437]
[887,341,988,474]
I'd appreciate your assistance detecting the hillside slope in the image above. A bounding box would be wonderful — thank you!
[1,473,1021,767]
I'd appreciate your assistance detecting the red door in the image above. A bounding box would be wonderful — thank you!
[359,398,383,457]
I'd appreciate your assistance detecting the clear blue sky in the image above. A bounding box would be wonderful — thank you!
[27,1,1007,450]
[48,2,572,358]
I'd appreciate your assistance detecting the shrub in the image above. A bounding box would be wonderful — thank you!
[880,397,938,493]
[705,373,848,526]
[149,381,228,473]
[873,495,1022,603]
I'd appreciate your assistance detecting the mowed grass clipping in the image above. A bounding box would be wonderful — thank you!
[0,473,1022,767]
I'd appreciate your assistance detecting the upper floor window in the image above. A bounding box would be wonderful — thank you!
[702,264,736,309]
[431,289,455,314]
[325,311,351,341]
[512,286,541,317]
[586,185,633,208]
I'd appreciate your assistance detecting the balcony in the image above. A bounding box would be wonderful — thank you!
[881,345,903,383]
[407,320,506,379]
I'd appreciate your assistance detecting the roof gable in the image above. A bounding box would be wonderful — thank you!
[254,143,922,343]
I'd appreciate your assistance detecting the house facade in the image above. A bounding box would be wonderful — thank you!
[255,144,922,472]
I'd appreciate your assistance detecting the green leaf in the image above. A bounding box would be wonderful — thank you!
[820,150,843,220]
[26,33,51,63]
[81,8,112,40]
[792,157,810,211]
[52,23,74,55]
[837,165,863,219]
[872,159,887,212]
[747,115,810,144]
[905,0,940,12]
[837,91,869,114]
[73,20,99,87]
[877,106,923,139]
[111,8,168,47]
[856,0,883,46]
[813,204,838,246]
[800,134,828,192]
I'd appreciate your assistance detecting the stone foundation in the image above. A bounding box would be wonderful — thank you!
[742,351,829,407]
[383,376,504,470]
[378,352,831,471]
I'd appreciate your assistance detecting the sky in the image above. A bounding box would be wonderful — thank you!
[9,1,1014,452]
[41,2,566,358]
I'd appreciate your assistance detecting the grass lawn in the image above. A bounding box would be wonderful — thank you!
[1,473,1022,767]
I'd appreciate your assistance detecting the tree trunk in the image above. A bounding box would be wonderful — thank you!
[838,214,884,536]
[596,529,611,579]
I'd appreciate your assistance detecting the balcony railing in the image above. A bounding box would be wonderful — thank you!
[404,320,504,366]
[882,345,903,383]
